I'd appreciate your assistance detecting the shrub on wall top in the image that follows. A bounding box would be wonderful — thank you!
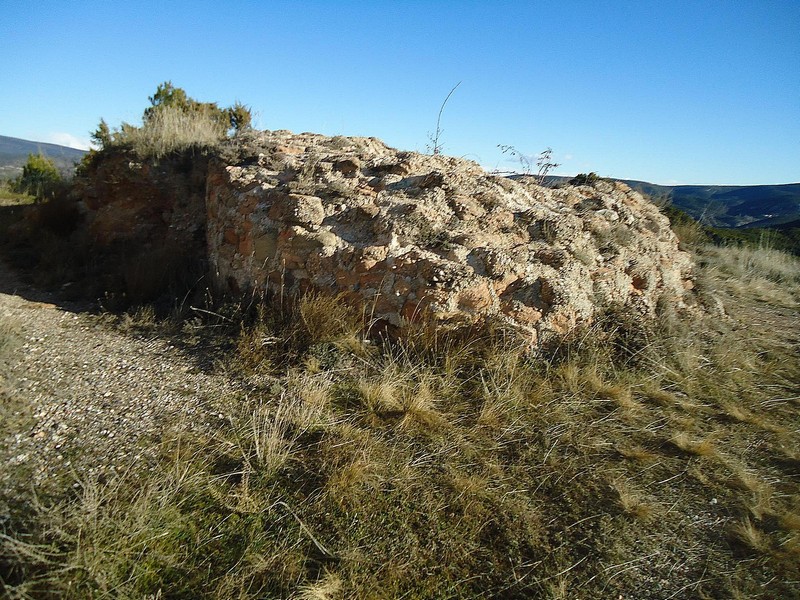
[91,82,252,159]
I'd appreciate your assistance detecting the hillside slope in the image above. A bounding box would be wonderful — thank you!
[0,135,87,179]
[1,128,799,597]
[623,179,800,228]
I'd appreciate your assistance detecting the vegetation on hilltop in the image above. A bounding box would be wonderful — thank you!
[570,172,601,186]
[625,180,800,230]
[661,203,800,256]
[0,154,76,243]
[0,135,86,182]
[88,81,251,160]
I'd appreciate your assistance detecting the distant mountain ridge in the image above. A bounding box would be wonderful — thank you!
[2,134,797,229]
[539,175,800,229]
[620,180,800,229]
[0,135,87,179]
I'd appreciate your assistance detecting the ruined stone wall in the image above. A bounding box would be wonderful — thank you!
[67,150,209,302]
[75,150,208,250]
[206,131,696,343]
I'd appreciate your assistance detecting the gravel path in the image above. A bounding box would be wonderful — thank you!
[0,262,241,500]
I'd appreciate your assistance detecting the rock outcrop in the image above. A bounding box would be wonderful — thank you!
[205,131,696,344]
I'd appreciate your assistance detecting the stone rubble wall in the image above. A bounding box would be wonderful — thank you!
[75,152,208,250]
[206,131,696,344]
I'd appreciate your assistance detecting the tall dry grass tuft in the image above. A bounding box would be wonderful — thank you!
[477,344,538,430]
[669,432,717,457]
[224,374,334,481]
[294,571,343,600]
[610,477,655,520]
[298,293,364,345]
[712,243,800,285]
[236,292,368,375]
[0,315,20,354]
[398,373,448,430]
[699,243,800,307]
[118,105,224,158]
[352,358,449,432]
[730,518,770,554]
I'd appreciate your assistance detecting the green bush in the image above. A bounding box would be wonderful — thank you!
[571,172,601,186]
[144,81,250,134]
[13,153,63,201]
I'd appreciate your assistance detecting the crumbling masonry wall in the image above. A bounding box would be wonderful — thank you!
[206,131,696,344]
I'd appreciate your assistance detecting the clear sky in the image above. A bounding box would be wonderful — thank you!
[1,1,798,185]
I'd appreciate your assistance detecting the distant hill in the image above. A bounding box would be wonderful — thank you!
[0,135,87,180]
[621,180,800,229]
[2,135,797,230]
[530,175,800,230]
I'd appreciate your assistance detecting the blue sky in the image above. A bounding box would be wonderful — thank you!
[2,1,798,185]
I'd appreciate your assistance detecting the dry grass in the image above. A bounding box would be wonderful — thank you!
[617,444,659,463]
[294,571,343,600]
[298,292,364,344]
[610,477,656,521]
[670,216,708,248]
[730,518,770,554]
[2,241,799,598]
[715,243,800,285]
[669,431,717,457]
[0,315,28,438]
[116,105,224,158]
[0,185,35,206]
[0,315,19,353]
[698,243,800,308]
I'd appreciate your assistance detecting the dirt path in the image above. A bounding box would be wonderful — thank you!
[0,262,241,502]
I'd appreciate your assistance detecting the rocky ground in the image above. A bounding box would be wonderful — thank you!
[0,262,242,505]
